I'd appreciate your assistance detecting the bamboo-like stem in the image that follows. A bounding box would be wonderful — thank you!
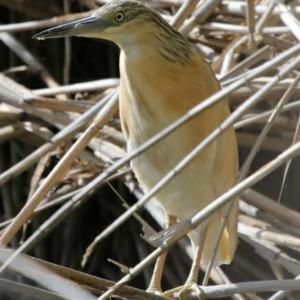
[0,278,65,300]
[0,248,168,300]
[220,46,273,82]
[0,169,128,231]
[180,0,222,35]
[32,78,119,98]
[278,101,300,202]
[2,36,298,283]
[235,100,300,129]
[0,33,60,89]
[82,48,300,258]
[0,0,206,270]
[170,0,199,29]
[97,140,300,300]
[240,232,300,276]
[95,43,300,300]
[277,0,300,41]
[0,126,25,143]
[243,189,300,229]
[25,97,92,113]
[255,0,276,33]
[246,0,255,47]
[3,2,300,299]
[201,279,300,299]
[219,0,276,81]
[0,73,72,127]
[220,0,276,90]
[241,73,300,178]
[268,274,300,300]
[203,65,300,287]
[201,23,289,34]
[63,0,71,86]
[0,249,96,300]
[220,2,300,17]
[239,222,300,250]
[0,92,118,246]
[0,92,112,187]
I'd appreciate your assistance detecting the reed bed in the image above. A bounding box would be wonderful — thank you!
[1,0,300,299]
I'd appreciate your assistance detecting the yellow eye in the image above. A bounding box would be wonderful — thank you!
[115,12,125,22]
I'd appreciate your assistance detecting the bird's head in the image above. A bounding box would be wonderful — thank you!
[33,0,167,46]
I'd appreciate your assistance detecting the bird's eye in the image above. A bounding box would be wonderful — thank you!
[115,12,125,22]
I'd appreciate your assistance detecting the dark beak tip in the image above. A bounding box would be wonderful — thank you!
[31,15,99,41]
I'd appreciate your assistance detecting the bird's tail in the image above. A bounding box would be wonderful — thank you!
[201,199,239,267]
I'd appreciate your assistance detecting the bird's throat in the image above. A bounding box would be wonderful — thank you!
[118,23,193,65]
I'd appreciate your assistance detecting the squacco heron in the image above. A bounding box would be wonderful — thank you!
[34,0,239,297]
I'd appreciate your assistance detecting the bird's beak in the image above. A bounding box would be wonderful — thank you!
[33,15,110,40]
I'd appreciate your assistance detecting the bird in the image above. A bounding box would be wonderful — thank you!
[34,0,239,298]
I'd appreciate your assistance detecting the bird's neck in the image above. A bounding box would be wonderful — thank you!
[119,43,180,87]
[120,43,150,62]
[117,23,193,65]
[119,41,196,141]
[120,43,192,68]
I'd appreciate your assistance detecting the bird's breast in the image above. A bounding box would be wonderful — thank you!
[118,49,233,220]
[118,48,222,148]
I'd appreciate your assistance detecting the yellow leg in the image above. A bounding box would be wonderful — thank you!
[147,215,176,293]
[185,228,207,284]
[164,228,207,300]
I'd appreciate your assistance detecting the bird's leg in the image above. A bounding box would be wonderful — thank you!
[185,228,207,284]
[147,215,176,294]
[164,227,207,300]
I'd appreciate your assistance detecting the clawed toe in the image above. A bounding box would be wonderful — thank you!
[163,282,204,300]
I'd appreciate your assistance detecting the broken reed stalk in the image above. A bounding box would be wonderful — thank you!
[246,0,255,46]
[241,73,300,178]
[95,6,300,296]
[277,0,300,42]
[2,1,300,299]
[0,92,119,246]
[169,0,199,28]
[238,223,300,249]
[180,0,222,35]
[82,48,300,261]
[0,33,60,89]
[4,37,297,274]
[278,105,300,202]
[268,272,300,300]
[0,248,168,300]
[0,74,73,127]
[0,0,194,249]
[32,78,119,97]
[203,73,300,284]
[235,99,300,129]
[97,140,300,300]
[3,36,300,286]
[0,249,96,300]
[202,2,285,282]
[0,0,196,246]
[201,279,300,299]
[0,91,114,187]
[0,169,129,231]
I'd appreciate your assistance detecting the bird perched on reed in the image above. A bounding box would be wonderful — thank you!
[34,0,239,297]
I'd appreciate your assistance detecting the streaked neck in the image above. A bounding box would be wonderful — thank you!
[117,23,193,64]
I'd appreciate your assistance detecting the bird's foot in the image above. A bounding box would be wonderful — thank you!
[163,282,204,300]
